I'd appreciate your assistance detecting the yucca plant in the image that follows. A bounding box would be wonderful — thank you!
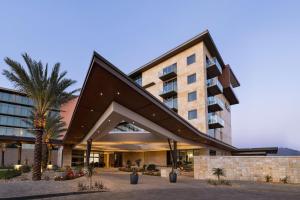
[3,53,78,180]
[212,168,225,181]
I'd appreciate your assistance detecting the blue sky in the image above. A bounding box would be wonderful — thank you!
[0,0,299,150]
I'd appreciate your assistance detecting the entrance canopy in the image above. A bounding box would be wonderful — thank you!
[63,52,237,152]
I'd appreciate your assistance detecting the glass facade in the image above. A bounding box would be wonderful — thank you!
[133,74,142,86]
[0,89,59,138]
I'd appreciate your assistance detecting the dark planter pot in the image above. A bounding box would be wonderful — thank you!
[130,173,139,184]
[169,172,177,183]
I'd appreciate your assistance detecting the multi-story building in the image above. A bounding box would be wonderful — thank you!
[0,30,276,169]
[129,30,240,146]
[0,87,60,166]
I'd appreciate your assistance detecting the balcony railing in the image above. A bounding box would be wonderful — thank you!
[208,113,225,129]
[159,64,177,81]
[164,98,178,111]
[206,78,223,96]
[207,96,224,112]
[159,83,177,98]
[206,57,222,79]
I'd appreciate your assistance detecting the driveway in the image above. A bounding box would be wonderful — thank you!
[0,172,300,200]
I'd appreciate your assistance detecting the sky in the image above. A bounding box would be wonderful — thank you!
[0,0,299,150]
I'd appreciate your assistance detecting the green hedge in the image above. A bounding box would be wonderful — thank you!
[0,169,22,179]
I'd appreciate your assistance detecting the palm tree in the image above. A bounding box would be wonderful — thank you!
[212,168,225,181]
[3,53,78,180]
[1,143,6,167]
[24,112,67,170]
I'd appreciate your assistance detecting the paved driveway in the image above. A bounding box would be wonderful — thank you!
[1,172,300,200]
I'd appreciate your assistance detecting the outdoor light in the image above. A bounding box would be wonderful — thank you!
[117,91,120,95]
[14,164,22,170]
[152,113,156,117]
[90,109,94,112]
[100,92,103,96]
[47,164,53,170]
[81,125,84,128]
[108,119,111,122]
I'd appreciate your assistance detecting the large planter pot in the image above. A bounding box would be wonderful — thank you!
[130,173,139,184]
[169,172,177,183]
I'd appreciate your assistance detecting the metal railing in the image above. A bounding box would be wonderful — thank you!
[208,113,225,127]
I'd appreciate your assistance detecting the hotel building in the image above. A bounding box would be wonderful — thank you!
[0,30,276,169]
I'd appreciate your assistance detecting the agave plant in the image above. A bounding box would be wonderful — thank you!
[212,168,225,181]
[3,53,79,180]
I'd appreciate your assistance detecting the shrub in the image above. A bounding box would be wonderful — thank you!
[135,159,142,167]
[0,169,22,180]
[207,179,231,186]
[78,182,88,191]
[20,165,31,173]
[94,181,106,190]
[212,168,225,181]
[265,175,272,183]
[143,171,161,176]
[280,176,289,184]
[146,164,158,172]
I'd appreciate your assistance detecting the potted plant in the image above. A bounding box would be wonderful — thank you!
[130,168,139,184]
[169,168,177,183]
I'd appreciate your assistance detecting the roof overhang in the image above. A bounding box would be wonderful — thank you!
[63,52,237,152]
[129,30,227,77]
[232,147,278,156]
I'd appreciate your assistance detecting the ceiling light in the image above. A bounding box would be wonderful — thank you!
[152,113,156,117]
[117,91,120,95]
[90,109,94,112]
[108,119,111,122]
[81,125,84,128]
[100,92,103,96]
[178,129,181,132]
[132,121,135,124]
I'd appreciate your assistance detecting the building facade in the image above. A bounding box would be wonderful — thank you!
[129,34,240,146]
[0,88,59,166]
[1,30,274,170]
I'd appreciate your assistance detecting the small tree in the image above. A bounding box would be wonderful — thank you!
[212,168,225,181]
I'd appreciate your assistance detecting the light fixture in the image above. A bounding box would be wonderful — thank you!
[47,164,53,170]
[90,109,94,112]
[14,164,22,170]
[108,119,111,122]
[177,129,181,132]
[132,121,135,124]
[100,92,103,96]
[152,113,156,117]
[81,125,84,128]
[117,91,120,95]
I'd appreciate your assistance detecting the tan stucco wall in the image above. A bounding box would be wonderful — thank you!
[0,148,58,166]
[141,41,232,145]
[194,156,300,183]
[60,145,72,167]
[142,42,208,134]
[122,151,167,167]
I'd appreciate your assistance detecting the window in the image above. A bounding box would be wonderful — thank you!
[187,73,196,84]
[187,54,196,65]
[188,91,197,102]
[209,150,217,156]
[188,109,197,120]
[133,74,142,86]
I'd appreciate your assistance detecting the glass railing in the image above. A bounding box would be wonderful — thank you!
[208,113,225,127]
[206,78,223,92]
[207,96,225,109]
[161,83,177,94]
[159,64,177,77]
[206,57,222,73]
[164,98,178,110]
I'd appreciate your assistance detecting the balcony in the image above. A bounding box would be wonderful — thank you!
[223,84,239,105]
[159,64,177,81]
[206,57,222,79]
[207,96,224,112]
[164,98,178,112]
[207,78,223,96]
[159,83,177,99]
[208,113,224,129]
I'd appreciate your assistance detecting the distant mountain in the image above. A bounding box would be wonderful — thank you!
[273,148,300,156]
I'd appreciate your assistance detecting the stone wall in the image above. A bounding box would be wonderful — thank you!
[194,156,300,183]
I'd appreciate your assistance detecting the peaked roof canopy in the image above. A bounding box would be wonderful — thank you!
[63,52,237,151]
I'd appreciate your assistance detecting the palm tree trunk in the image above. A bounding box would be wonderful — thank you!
[32,129,43,181]
[48,145,52,165]
[42,143,48,171]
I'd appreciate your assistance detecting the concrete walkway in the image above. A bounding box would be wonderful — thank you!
[0,172,300,200]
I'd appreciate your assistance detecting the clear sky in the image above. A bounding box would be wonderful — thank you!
[0,0,299,150]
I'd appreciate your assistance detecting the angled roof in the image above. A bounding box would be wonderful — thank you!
[63,51,238,151]
[129,30,226,77]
